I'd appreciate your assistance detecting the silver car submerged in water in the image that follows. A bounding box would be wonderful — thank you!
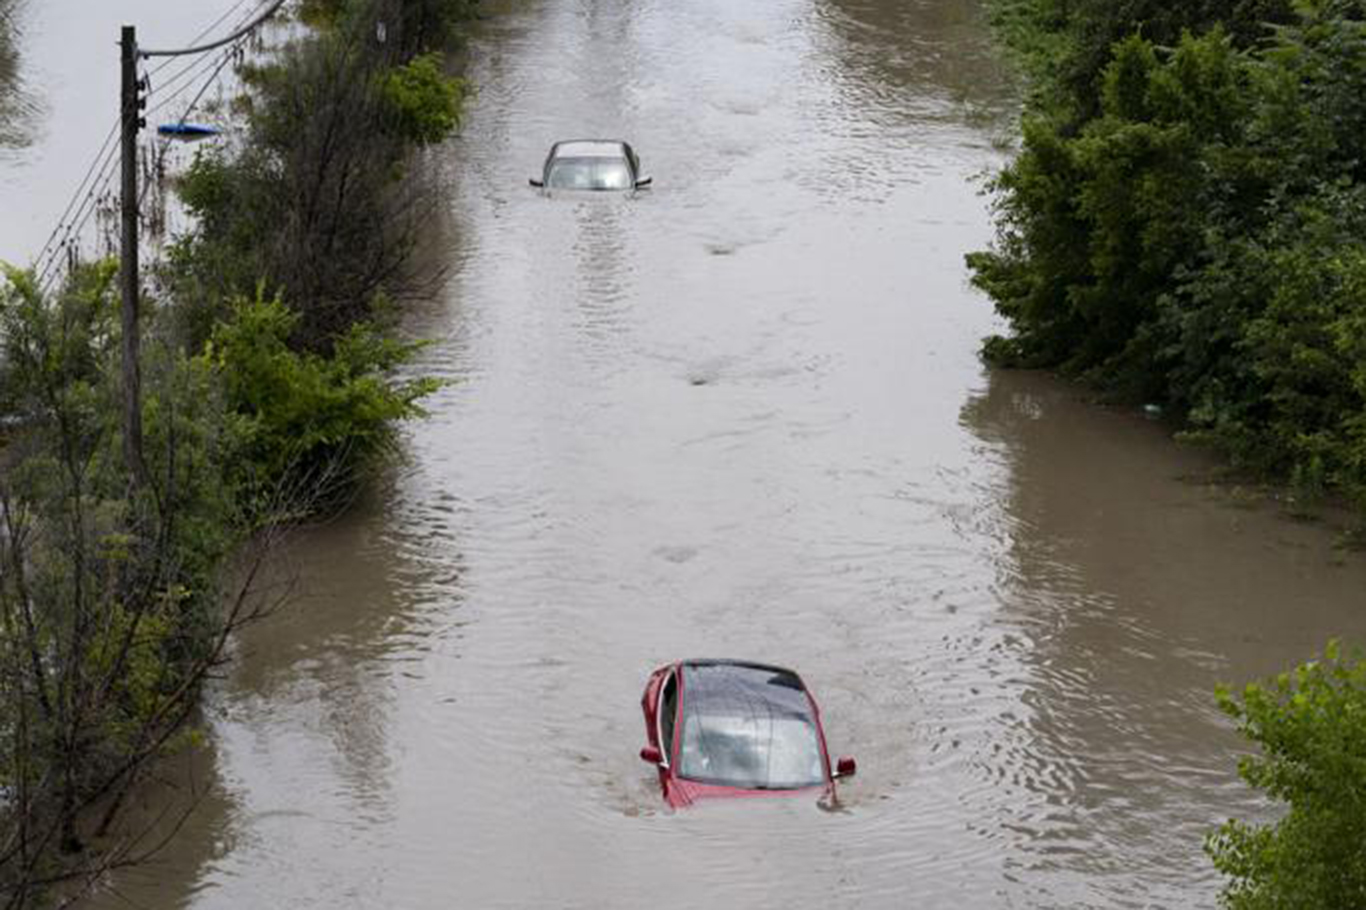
[529,139,652,192]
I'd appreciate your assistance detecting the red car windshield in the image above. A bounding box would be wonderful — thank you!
[676,664,825,790]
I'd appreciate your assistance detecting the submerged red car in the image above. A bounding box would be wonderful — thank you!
[639,659,856,808]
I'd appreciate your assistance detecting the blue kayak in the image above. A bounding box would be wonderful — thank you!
[156,122,221,139]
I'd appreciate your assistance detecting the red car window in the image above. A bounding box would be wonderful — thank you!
[676,663,824,790]
[659,671,678,765]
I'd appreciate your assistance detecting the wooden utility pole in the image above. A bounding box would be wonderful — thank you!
[116,1,285,491]
[120,25,147,488]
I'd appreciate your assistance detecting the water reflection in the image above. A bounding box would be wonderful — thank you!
[811,0,1016,126]
[958,368,1366,906]
[779,0,1019,208]
[567,197,635,352]
[79,731,237,907]
[83,484,469,909]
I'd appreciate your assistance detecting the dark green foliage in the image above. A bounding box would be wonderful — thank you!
[301,0,479,55]
[1207,642,1366,908]
[163,0,454,504]
[383,52,466,145]
[202,292,440,506]
[987,0,1296,122]
[971,30,1254,379]
[973,0,1366,508]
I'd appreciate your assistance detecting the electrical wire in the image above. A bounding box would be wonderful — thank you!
[146,40,245,120]
[32,121,118,270]
[138,38,245,215]
[35,0,268,274]
[37,185,113,291]
[33,0,284,292]
[147,0,257,77]
[144,39,237,112]
[137,40,245,203]
[140,0,287,57]
[37,149,120,290]
[146,0,270,116]
[171,41,242,125]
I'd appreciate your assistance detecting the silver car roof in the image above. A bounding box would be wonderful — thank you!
[551,140,629,158]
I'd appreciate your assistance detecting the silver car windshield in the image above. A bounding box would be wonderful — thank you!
[546,157,633,190]
[677,712,824,790]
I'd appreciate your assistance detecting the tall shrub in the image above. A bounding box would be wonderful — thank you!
[1207,642,1366,909]
[972,1,1366,507]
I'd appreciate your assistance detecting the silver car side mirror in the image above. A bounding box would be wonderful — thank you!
[634,176,653,189]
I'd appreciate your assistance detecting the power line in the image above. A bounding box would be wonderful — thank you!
[42,45,245,292]
[170,41,243,125]
[33,0,285,293]
[146,41,240,119]
[33,122,118,271]
[144,37,236,110]
[140,0,287,57]
[40,50,231,291]
[138,38,246,218]
[139,39,249,205]
[144,0,274,110]
[35,1,270,274]
[147,0,258,77]
[36,144,122,291]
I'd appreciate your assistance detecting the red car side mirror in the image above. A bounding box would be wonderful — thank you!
[834,756,857,779]
[640,745,663,765]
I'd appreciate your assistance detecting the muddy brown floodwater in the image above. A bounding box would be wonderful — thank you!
[29,0,1366,907]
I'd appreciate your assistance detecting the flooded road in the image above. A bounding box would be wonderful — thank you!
[18,0,1364,906]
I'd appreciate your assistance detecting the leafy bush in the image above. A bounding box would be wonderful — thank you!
[0,0,467,895]
[972,1,1366,508]
[383,51,466,145]
[986,0,1295,123]
[200,292,440,505]
[1207,642,1366,909]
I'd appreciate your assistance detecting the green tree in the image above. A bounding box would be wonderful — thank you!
[968,29,1254,384]
[201,291,440,507]
[383,51,466,145]
[166,0,472,351]
[1208,642,1366,908]
[973,0,1366,511]
[0,264,279,904]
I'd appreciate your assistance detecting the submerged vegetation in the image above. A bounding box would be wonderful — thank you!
[0,263,272,906]
[0,0,472,902]
[970,0,1366,512]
